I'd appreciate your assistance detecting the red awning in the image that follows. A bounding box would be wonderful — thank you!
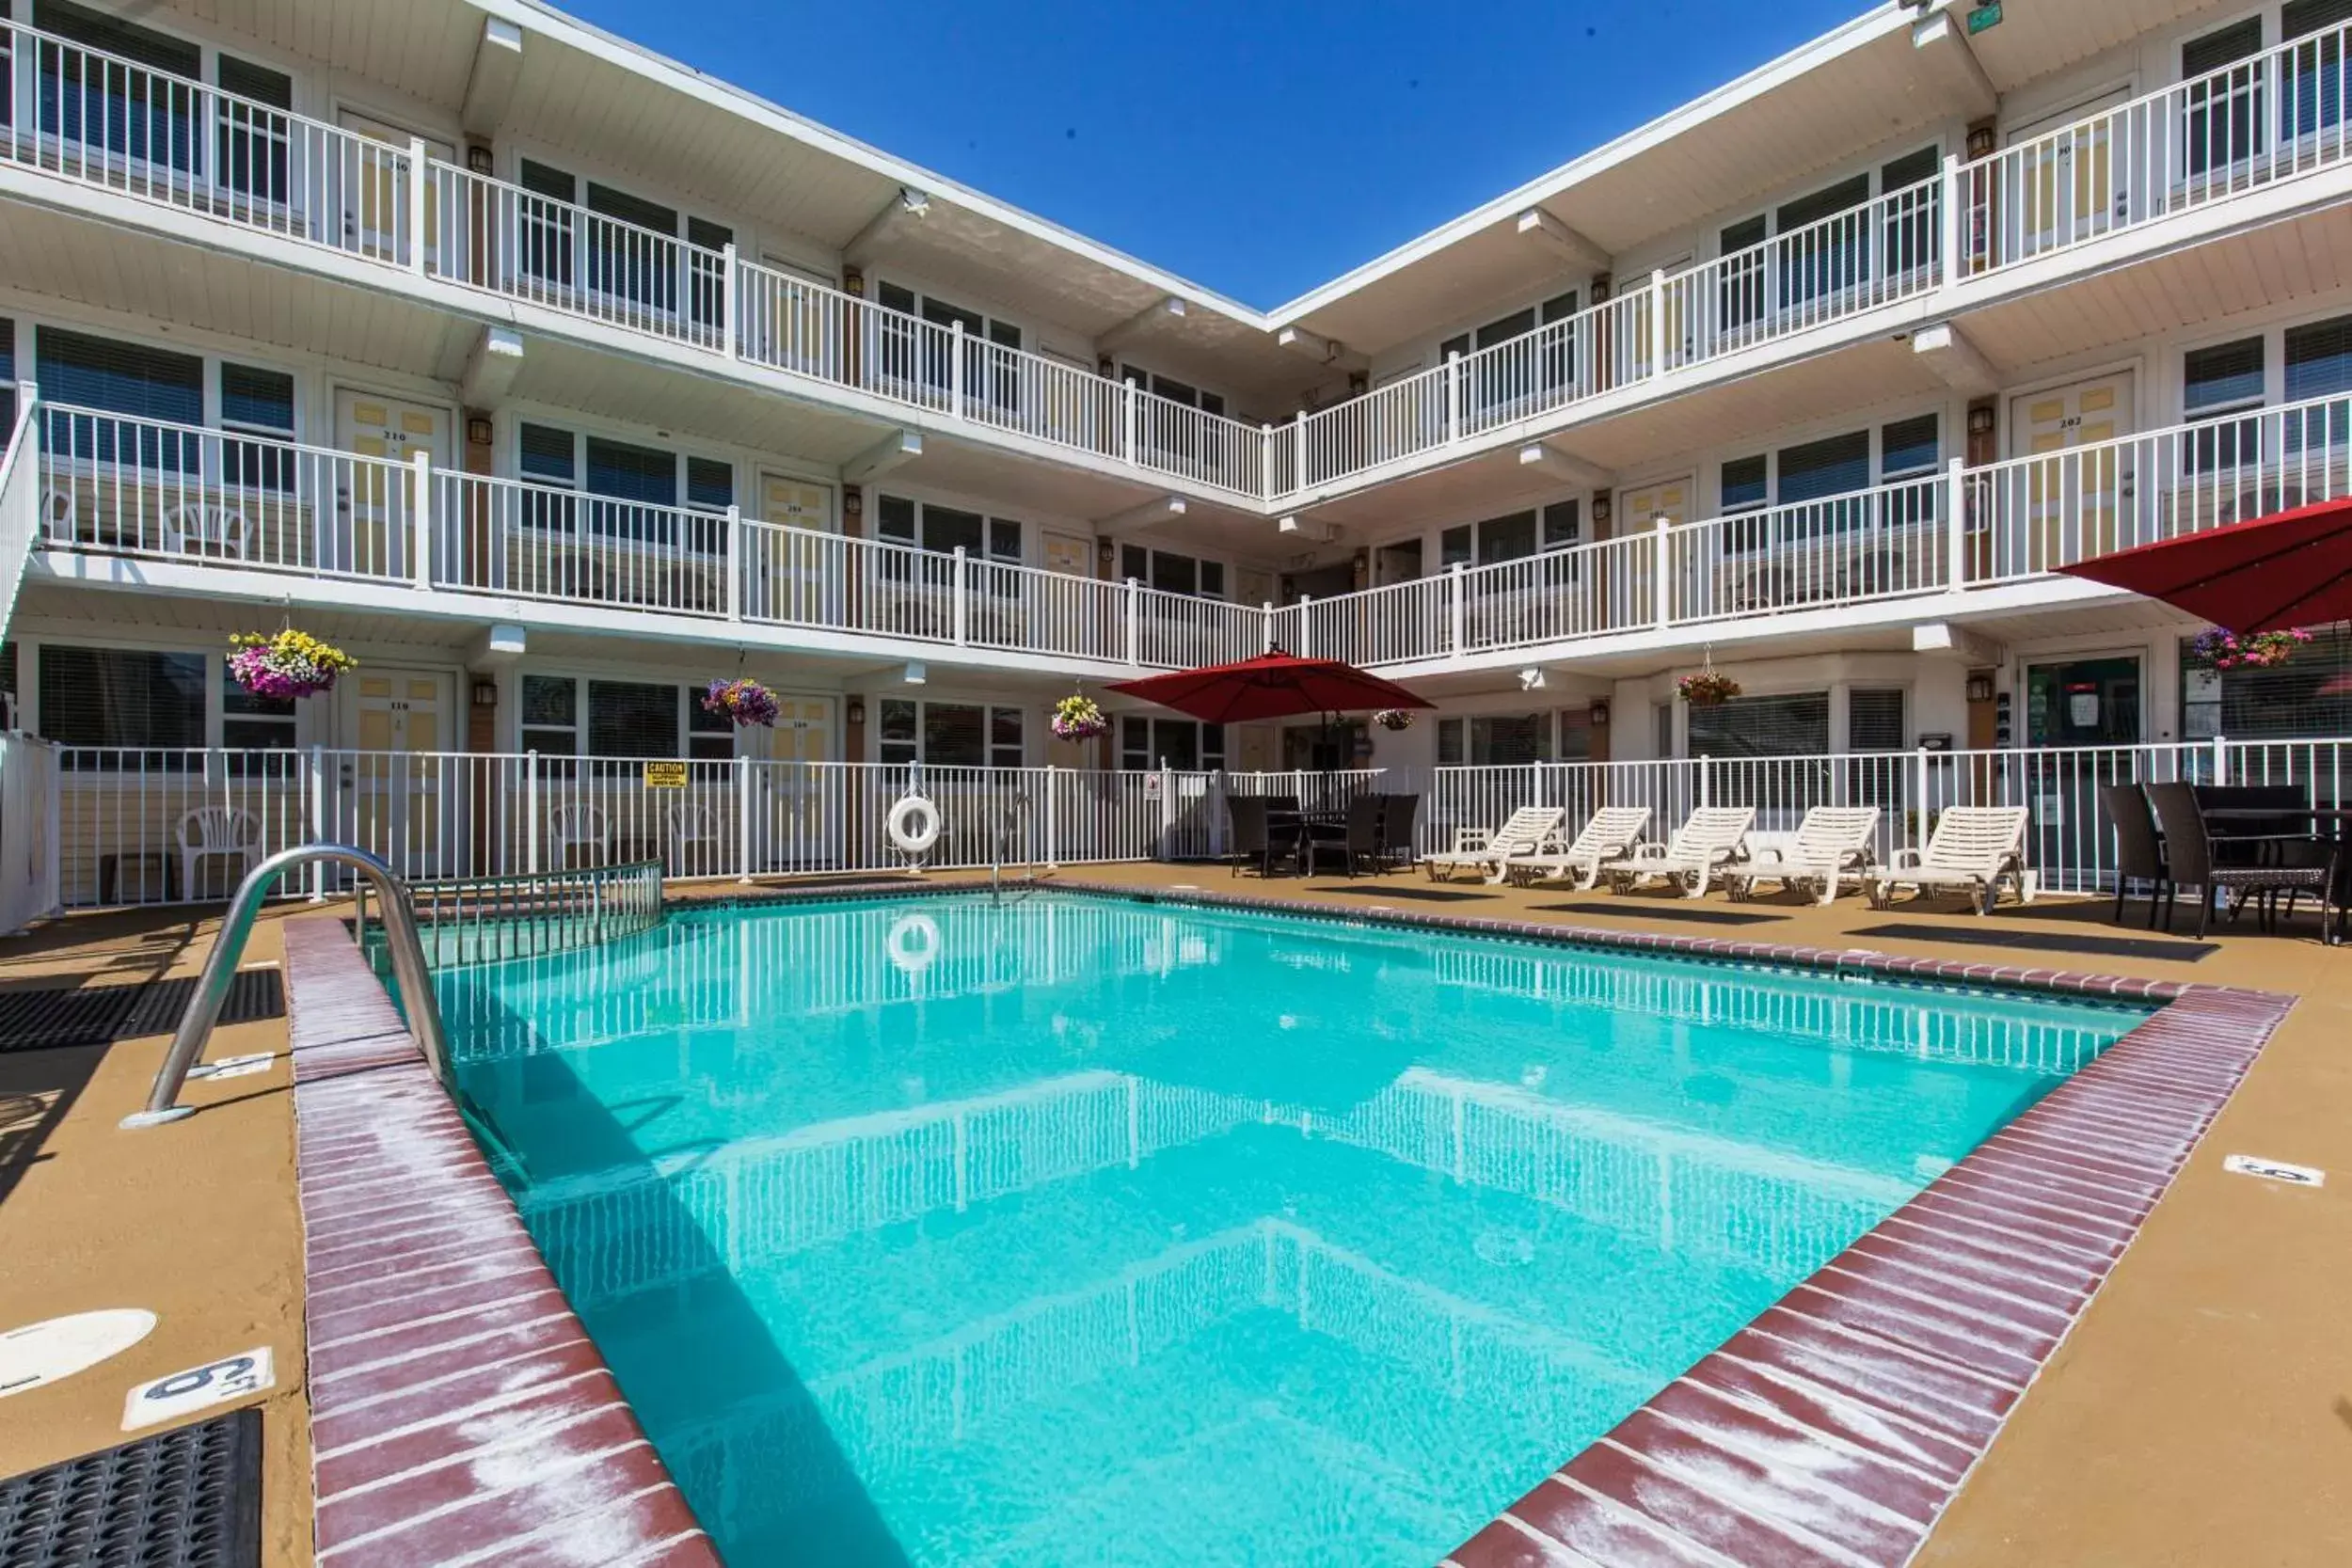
[1105,652,1434,725]
[2054,496,2352,632]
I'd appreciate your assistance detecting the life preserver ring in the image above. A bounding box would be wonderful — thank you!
[885,911,940,977]
[886,793,942,854]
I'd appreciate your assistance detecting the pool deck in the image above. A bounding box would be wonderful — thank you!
[2,869,2347,1565]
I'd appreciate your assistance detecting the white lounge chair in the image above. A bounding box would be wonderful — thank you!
[1597,805,1757,898]
[1422,805,1565,884]
[1721,806,1882,905]
[1867,806,2034,914]
[1502,806,1653,889]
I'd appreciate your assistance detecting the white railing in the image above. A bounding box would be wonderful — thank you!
[432,469,731,616]
[423,162,728,349]
[1670,475,1949,623]
[1660,178,1943,368]
[1966,390,2352,583]
[11,15,2352,512]
[0,384,41,644]
[38,403,421,581]
[0,16,414,264]
[1963,19,2352,277]
[0,732,61,933]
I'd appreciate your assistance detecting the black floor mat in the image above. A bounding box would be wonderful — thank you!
[0,970,283,1053]
[1534,900,1789,927]
[1849,923,2218,960]
[0,1407,262,1567]
[1305,884,1500,902]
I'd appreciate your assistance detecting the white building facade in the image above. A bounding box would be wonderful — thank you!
[3,0,2349,907]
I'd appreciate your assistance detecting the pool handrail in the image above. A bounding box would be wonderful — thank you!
[121,843,450,1128]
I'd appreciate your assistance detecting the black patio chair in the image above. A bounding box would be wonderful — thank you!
[1375,793,1422,872]
[2147,782,2336,938]
[1224,795,1292,878]
[2099,782,2168,927]
[1306,793,1385,878]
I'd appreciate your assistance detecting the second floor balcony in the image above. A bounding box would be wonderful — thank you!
[6,11,2352,512]
[13,390,2348,677]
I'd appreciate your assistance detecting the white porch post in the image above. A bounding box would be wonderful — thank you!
[1123,379,1138,466]
[411,449,434,590]
[725,504,743,619]
[1293,414,1307,490]
[1939,152,1963,288]
[525,752,541,874]
[949,318,966,417]
[1648,269,1668,375]
[406,136,429,275]
[2213,734,2230,785]
[1446,351,1464,445]
[1044,765,1060,868]
[306,744,326,902]
[737,754,753,882]
[1945,455,1969,590]
[1652,515,1673,626]
[952,546,969,645]
[1159,762,1176,862]
[1698,752,1711,809]
[1259,423,1275,500]
[1449,562,1466,656]
[1916,746,1932,854]
[1124,577,1141,666]
[722,242,739,360]
[1297,594,1314,658]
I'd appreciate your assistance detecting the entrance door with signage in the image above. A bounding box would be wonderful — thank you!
[335,390,451,580]
[342,669,454,878]
[2024,655,2140,877]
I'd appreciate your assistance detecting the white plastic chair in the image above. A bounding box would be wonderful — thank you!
[1721,805,1883,905]
[159,500,250,560]
[548,804,612,868]
[667,800,723,875]
[1868,806,2034,914]
[176,807,261,901]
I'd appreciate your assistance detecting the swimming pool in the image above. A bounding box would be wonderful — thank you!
[438,892,2152,1567]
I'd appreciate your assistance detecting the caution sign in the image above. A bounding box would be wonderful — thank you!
[643,760,689,788]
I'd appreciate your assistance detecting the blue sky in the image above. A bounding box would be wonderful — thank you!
[564,0,1869,309]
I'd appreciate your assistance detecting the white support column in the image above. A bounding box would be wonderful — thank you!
[1939,152,1963,288]
[952,546,969,644]
[725,504,743,619]
[1652,514,1673,626]
[1044,765,1060,868]
[1259,422,1274,500]
[525,753,541,874]
[1648,269,1668,376]
[1448,562,1466,655]
[1124,577,1141,666]
[1446,352,1463,444]
[1698,753,1711,808]
[736,754,753,882]
[307,744,326,902]
[722,242,739,360]
[1123,379,1138,465]
[1297,594,1314,658]
[2213,734,2230,785]
[1945,455,1969,590]
[1916,746,1932,854]
[1293,414,1308,492]
[407,136,430,276]
[1158,763,1177,862]
[411,449,434,590]
[949,318,966,418]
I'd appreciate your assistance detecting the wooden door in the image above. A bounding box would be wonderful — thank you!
[2010,372,2133,570]
[335,390,449,578]
[345,670,453,877]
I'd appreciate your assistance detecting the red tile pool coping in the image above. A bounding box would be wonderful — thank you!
[286,881,2295,1568]
[283,916,720,1568]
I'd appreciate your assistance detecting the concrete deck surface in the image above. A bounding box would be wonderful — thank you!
[1,870,2345,1566]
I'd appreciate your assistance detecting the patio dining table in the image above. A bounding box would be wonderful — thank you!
[2199,805,2352,944]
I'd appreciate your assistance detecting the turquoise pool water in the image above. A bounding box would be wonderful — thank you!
[441,894,2148,1567]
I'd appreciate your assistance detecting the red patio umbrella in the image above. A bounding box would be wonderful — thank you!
[1105,650,1434,725]
[2055,495,2352,632]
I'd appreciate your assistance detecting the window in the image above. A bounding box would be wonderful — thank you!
[219,362,294,490]
[1880,146,1939,192]
[2283,1,2352,142]
[37,0,199,73]
[1434,714,1552,767]
[34,1,202,179]
[685,456,734,512]
[1722,455,1769,512]
[2185,337,2266,415]
[38,328,203,472]
[221,662,294,752]
[1440,507,1579,568]
[1120,717,1224,771]
[1880,414,1940,479]
[882,496,1025,565]
[1120,545,1225,597]
[1542,499,1581,550]
[215,54,292,204]
[518,423,726,549]
[2184,18,2266,177]
[520,674,577,755]
[587,680,679,759]
[879,700,1024,768]
[2283,313,2352,452]
[1687,692,1831,758]
[1848,689,1906,752]
[38,647,206,759]
[1119,365,1227,420]
[1777,429,1872,540]
[2184,626,2352,739]
[877,283,1021,404]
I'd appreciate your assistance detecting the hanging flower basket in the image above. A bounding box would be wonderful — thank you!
[1371,708,1417,732]
[703,677,780,728]
[1052,693,1109,741]
[2186,627,2310,672]
[228,629,357,700]
[1677,669,1742,707]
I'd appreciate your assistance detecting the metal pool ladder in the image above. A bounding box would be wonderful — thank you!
[121,844,451,1130]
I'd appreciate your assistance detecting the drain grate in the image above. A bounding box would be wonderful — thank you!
[0,972,284,1054]
[0,1407,261,1567]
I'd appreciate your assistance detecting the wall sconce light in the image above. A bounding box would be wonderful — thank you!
[843,488,864,520]
[465,415,493,447]
[903,662,927,686]
[1097,539,1116,570]
[471,678,499,707]
[1588,699,1611,727]
[1967,405,1997,437]
[1591,494,1613,529]
[846,698,866,726]
[466,144,494,175]
[1965,673,1996,703]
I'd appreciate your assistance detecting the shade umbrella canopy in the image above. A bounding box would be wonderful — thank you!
[2054,496,2352,632]
[1105,651,1435,724]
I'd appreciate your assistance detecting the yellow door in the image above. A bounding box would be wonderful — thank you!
[759,695,836,867]
[338,112,453,264]
[335,390,449,579]
[1617,476,1690,624]
[2010,372,2133,571]
[1619,477,1691,531]
[1042,531,1092,577]
[345,670,452,877]
[2007,92,2126,260]
[755,471,834,622]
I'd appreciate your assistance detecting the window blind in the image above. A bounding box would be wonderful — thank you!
[686,216,733,251]
[2184,17,2265,75]
[1777,174,1869,233]
[518,422,576,483]
[38,647,205,749]
[586,182,677,236]
[215,54,292,108]
[923,703,987,768]
[1687,693,1831,758]
[2285,315,2352,400]
[1881,414,1939,477]
[2285,0,2352,39]
[37,0,199,76]
[1722,454,1769,511]
[2186,337,2265,412]
[518,160,577,202]
[1880,145,1939,191]
[38,327,201,422]
[685,456,733,511]
[584,436,675,504]
[219,363,293,433]
[587,680,678,757]
[1848,689,1906,752]
[1776,430,1870,502]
